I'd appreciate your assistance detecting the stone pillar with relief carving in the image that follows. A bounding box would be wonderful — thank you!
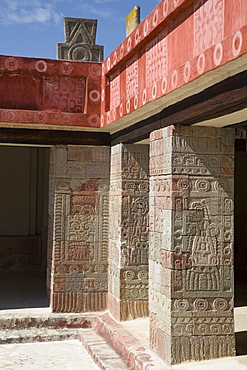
[47,145,109,312]
[149,125,235,365]
[108,144,149,321]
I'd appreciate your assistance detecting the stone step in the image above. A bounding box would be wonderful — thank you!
[0,327,81,344]
[95,313,169,370]
[0,310,94,330]
[0,326,131,370]
[77,329,131,370]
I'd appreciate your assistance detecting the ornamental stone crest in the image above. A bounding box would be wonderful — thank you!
[57,17,103,62]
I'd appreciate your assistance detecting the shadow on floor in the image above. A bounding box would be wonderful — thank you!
[236,331,247,356]
[234,271,247,307]
[0,272,49,310]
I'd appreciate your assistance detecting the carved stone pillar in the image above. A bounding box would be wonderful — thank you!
[47,145,109,312]
[108,144,149,321]
[149,125,235,364]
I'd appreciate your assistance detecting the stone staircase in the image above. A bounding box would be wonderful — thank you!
[0,310,167,369]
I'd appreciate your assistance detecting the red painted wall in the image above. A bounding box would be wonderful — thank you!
[0,56,101,128]
[0,0,247,129]
[101,0,247,127]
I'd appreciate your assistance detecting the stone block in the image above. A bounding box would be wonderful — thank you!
[57,17,103,62]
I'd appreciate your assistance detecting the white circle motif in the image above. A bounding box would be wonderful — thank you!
[153,9,159,27]
[214,43,223,66]
[197,53,205,75]
[152,84,157,100]
[142,89,147,105]
[5,57,18,71]
[171,70,178,89]
[162,77,167,94]
[232,31,243,57]
[89,90,101,102]
[89,64,101,77]
[134,95,138,110]
[163,0,169,17]
[183,61,191,83]
[60,62,73,75]
[35,60,47,73]
[88,114,100,127]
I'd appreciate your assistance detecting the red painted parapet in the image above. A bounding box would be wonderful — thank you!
[0,0,247,130]
[0,55,102,128]
[101,0,247,127]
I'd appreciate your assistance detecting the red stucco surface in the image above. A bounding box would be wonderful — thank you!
[0,0,246,129]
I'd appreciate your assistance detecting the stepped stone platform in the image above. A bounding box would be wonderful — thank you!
[0,307,247,369]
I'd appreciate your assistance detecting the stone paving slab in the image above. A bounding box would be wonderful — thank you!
[172,355,247,370]
[0,340,100,370]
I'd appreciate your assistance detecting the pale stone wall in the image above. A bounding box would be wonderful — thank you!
[108,144,149,321]
[48,145,109,312]
[149,125,235,365]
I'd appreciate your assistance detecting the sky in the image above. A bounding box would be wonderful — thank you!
[0,0,160,60]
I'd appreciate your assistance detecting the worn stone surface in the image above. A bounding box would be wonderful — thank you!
[109,144,149,321]
[48,145,110,313]
[57,17,103,62]
[149,125,235,365]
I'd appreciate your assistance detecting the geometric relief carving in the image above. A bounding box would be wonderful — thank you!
[187,201,217,266]
[67,215,95,242]
[43,77,86,113]
[146,29,168,87]
[126,55,138,100]
[121,269,148,300]
[70,194,97,215]
[122,242,148,266]
[185,266,220,291]
[67,242,89,261]
[171,335,235,364]
[194,0,225,56]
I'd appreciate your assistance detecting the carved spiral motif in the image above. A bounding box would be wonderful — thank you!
[177,178,189,190]
[60,62,73,75]
[96,265,104,273]
[5,57,18,71]
[89,64,101,77]
[2,110,18,122]
[210,324,221,334]
[61,114,71,125]
[198,324,209,334]
[213,298,228,311]
[138,270,148,280]
[194,298,208,311]
[35,112,47,123]
[195,179,210,192]
[123,270,135,280]
[175,299,189,311]
[88,114,100,127]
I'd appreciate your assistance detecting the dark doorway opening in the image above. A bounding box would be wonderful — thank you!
[234,143,247,356]
[0,145,50,310]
